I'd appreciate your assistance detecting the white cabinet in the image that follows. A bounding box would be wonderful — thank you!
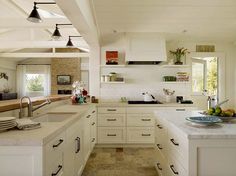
[125,33,167,62]
[90,109,97,149]
[97,107,126,144]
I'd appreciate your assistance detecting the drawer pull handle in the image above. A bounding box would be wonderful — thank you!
[92,122,96,126]
[141,119,151,121]
[107,134,116,136]
[142,134,151,136]
[107,109,117,111]
[157,124,163,129]
[51,165,62,176]
[75,137,80,153]
[170,165,179,175]
[92,110,96,113]
[170,138,179,146]
[92,138,95,142]
[86,115,91,118]
[53,139,63,148]
[107,119,117,121]
[176,109,185,111]
[156,163,162,170]
[156,144,163,150]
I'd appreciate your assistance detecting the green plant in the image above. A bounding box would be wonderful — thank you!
[169,47,189,63]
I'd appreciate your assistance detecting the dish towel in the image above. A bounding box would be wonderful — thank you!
[16,119,41,130]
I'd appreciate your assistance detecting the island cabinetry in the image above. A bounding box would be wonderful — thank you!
[97,107,126,143]
[90,109,97,149]
[127,107,155,144]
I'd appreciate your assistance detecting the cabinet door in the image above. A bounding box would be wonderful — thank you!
[83,113,91,162]
[74,125,84,176]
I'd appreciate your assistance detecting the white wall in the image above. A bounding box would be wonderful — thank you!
[98,35,236,109]
[0,59,16,92]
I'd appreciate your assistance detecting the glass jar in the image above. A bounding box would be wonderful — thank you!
[109,72,117,82]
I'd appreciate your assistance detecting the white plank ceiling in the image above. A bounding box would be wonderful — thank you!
[91,0,236,42]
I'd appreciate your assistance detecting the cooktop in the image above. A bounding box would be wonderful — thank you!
[128,100,163,104]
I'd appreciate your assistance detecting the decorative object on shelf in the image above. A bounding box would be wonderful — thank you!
[169,47,189,65]
[57,75,71,85]
[71,81,88,104]
[163,76,177,82]
[106,51,118,65]
[163,88,175,103]
[3,84,11,93]
[176,72,189,82]
[109,72,117,81]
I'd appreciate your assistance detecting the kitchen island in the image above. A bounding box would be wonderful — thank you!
[154,110,236,176]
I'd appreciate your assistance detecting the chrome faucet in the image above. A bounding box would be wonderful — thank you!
[19,96,51,118]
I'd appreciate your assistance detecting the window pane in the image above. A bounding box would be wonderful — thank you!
[192,62,204,93]
[25,74,45,97]
[206,57,218,96]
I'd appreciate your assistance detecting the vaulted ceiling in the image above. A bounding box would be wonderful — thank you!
[0,0,89,58]
[91,0,236,42]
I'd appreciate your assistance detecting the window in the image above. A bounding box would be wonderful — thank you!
[192,57,218,98]
[25,74,45,97]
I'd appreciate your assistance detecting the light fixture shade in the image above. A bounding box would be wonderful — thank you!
[66,38,74,47]
[27,5,42,23]
[52,27,62,40]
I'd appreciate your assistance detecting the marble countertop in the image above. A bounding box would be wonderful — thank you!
[155,110,236,139]
[0,104,95,146]
[97,102,196,107]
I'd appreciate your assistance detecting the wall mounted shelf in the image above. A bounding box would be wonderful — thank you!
[101,81,125,84]
[161,65,190,68]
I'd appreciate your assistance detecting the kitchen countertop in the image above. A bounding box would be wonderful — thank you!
[97,102,196,107]
[155,110,236,139]
[0,95,71,112]
[0,104,95,146]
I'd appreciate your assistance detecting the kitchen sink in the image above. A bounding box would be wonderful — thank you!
[32,113,75,122]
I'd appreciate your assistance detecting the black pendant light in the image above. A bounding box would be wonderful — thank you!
[66,36,82,47]
[52,24,72,40]
[27,2,56,23]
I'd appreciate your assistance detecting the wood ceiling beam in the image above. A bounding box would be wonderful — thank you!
[0,52,89,58]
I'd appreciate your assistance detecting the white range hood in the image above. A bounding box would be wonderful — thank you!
[125,33,167,64]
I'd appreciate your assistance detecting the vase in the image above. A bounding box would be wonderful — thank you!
[174,55,183,65]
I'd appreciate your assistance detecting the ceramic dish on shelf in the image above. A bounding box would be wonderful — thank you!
[186,116,222,126]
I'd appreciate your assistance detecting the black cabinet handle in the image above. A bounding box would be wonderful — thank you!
[141,119,151,121]
[53,139,63,148]
[170,165,179,175]
[142,134,151,136]
[156,144,163,150]
[176,109,185,111]
[107,109,117,111]
[86,115,91,118]
[92,110,96,113]
[156,163,162,171]
[75,137,80,153]
[92,122,96,126]
[107,119,117,121]
[51,165,62,176]
[107,134,116,136]
[157,124,163,129]
[170,138,179,146]
[92,138,95,142]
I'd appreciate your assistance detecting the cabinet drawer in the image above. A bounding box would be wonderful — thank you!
[98,127,126,143]
[98,114,126,126]
[127,114,154,127]
[168,126,188,168]
[167,155,187,176]
[127,127,154,144]
[46,156,64,176]
[45,132,65,162]
[98,107,126,114]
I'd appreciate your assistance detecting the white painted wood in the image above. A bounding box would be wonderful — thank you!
[127,127,155,144]
[98,114,126,127]
[90,109,97,150]
[0,52,89,58]
[83,113,92,163]
[127,114,154,127]
[126,33,167,62]
[98,127,126,143]
[98,107,126,114]
[0,146,43,176]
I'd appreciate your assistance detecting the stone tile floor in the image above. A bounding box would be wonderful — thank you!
[82,148,158,176]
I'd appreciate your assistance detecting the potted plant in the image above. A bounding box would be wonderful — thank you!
[169,47,189,65]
